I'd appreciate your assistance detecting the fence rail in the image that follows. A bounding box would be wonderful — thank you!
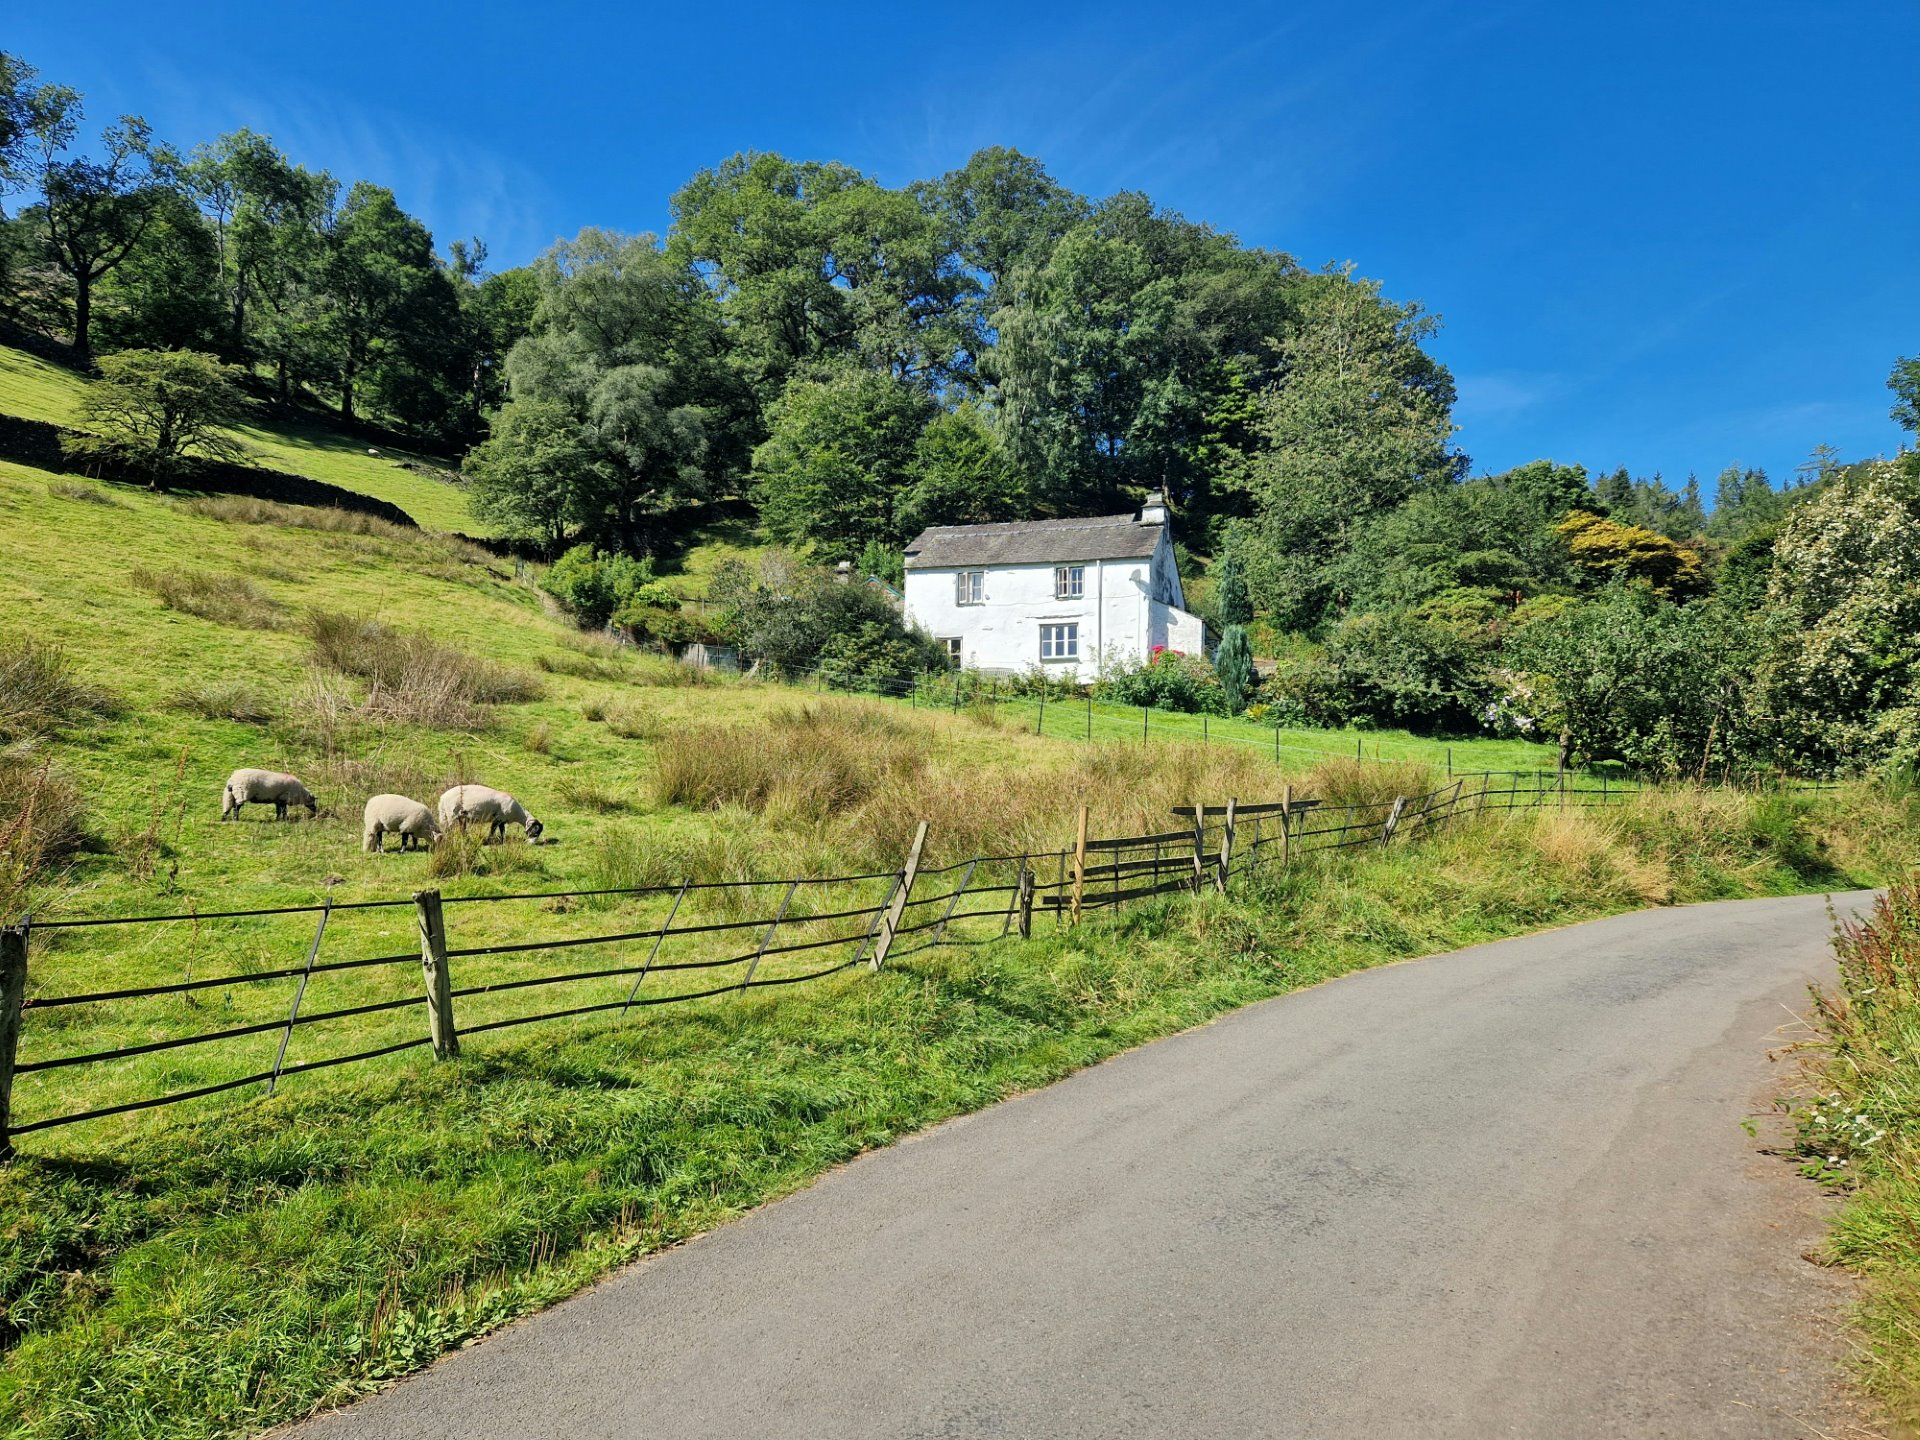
[0,770,1635,1154]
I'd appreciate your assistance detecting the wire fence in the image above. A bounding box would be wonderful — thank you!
[730,654,1830,793]
[0,770,1633,1155]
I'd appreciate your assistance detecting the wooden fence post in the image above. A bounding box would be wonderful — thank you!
[872,821,928,969]
[1037,688,1045,736]
[1070,805,1090,924]
[0,925,26,1159]
[414,889,459,1060]
[1190,798,1206,893]
[1280,784,1293,870]
[1216,797,1236,894]
[1380,796,1408,848]
[1017,865,1035,939]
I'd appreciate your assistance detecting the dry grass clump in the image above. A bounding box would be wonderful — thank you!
[0,636,119,744]
[1299,757,1438,814]
[654,704,923,825]
[0,748,90,913]
[1523,808,1671,904]
[306,749,440,814]
[184,495,414,541]
[46,480,122,506]
[304,611,540,729]
[167,680,276,725]
[131,565,287,630]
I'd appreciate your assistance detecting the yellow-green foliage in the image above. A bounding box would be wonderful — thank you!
[1555,510,1707,598]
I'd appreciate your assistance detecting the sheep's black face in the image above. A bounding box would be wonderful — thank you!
[526,819,545,842]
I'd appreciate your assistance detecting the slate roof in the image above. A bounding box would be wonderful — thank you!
[903,512,1162,570]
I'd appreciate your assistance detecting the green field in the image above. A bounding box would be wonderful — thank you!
[0,376,1915,1437]
[0,345,477,534]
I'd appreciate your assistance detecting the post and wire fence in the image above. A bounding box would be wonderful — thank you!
[0,770,1632,1157]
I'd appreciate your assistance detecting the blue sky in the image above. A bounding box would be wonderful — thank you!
[13,1,1917,487]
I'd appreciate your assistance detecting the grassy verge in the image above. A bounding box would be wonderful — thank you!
[2,785,1915,1438]
[1785,874,1920,1426]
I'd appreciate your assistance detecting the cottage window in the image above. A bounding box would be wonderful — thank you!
[939,637,963,667]
[1039,623,1079,661]
[954,570,984,605]
[1054,565,1085,599]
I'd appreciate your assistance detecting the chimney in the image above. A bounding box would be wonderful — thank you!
[1138,490,1169,527]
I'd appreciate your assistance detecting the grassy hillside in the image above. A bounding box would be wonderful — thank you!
[0,346,476,534]
[0,452,1915,1437]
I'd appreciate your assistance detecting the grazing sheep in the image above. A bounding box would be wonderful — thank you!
[363,794,441,853]
[437,784,544,843]
[221,768,317,821]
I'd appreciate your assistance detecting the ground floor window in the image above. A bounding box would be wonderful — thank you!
[1039,622,1079,661]
[939,636,962,667]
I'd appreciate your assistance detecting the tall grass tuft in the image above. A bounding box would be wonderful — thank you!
[166,680,277,725]
[427,827,542,881]
[131,566,286,629]
[46,480,122,507]
[0,749,90,914]
[304,611,541,729]
[0,636,119,744]
[654,704,922,824]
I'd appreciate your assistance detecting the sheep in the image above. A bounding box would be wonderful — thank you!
[363,794,441,853]
[221,768,317,821]
[437,784,544,843]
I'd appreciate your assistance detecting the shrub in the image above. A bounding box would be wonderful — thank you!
[710,551,941,680]
[1095,650,1228,715]
[1214,625,1255,713]
[541,546,655,628]
[1317,606,1490,733]
[131,566,286,629]
[816,621,943,694]
[0,637,119,744]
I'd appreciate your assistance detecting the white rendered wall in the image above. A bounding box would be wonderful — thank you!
[904,532,1207,681]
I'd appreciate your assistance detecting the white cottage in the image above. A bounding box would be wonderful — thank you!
[902,492,1206,683]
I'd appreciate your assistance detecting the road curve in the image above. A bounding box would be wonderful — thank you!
[286,893,1875,1440]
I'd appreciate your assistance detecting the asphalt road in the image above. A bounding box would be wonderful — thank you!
[287,893,1876,1440]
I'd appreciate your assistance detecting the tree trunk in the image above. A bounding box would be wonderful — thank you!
[72,275,93,366]
[1557,729,1572,774]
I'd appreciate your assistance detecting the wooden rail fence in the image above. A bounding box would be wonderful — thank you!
[0,771,1625,1155]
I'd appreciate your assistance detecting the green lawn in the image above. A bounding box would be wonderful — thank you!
[0,345,477,533]
[896,683,1566,773]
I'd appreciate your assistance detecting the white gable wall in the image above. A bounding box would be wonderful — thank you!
[904,529,1204,682]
